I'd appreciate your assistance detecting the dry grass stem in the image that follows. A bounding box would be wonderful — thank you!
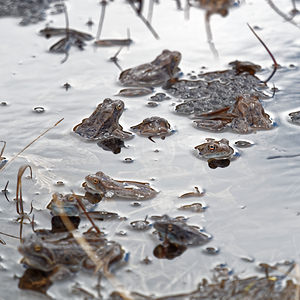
[0,118,64,172]
[247,23,278,83]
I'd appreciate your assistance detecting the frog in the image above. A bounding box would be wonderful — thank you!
[83,171,158,200]
[194,138,234,160]
[153,215,211,246]
[194,95,273,133]
[73,98,133,141]
[46,193,81,216]
[192,0,235,17]
[289,110,300,125]
[130,116,173,141]
[39,27,94,41]
[119,49,181,87]
[47,193,121,221]
[229,60,262,76]
[19,230,124,278]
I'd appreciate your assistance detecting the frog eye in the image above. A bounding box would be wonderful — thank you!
[116,103,123,110]
[167,224,173,232]
[209,145,216,151]
[93,178,99,184]
[34,244,42,252]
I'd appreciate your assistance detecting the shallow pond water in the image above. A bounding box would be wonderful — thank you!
[1,0,300,299]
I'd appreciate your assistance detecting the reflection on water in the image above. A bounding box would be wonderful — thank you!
[153,243,187,260]
[207,158,230,169]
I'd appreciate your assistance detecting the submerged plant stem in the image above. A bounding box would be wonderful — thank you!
[96,0,107,40]
[127,0,159,39]
[205,12,219,59]
[247,23,278,83]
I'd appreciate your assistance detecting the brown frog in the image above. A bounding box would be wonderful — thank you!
[194,95,273,133]
[130,116,173,141]
[19,230,124,278]
[191,0,235,17]
[73,98,133,141]
[119,50,181,87]
[194,138,234,159]
[153,215,211,246]
[83,171,158,200]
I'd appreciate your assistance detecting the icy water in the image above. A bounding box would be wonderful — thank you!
[1,0,300,299]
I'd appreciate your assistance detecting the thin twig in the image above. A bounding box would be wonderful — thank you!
[147,0,154,24]
[16,165,32,215]
[205,12,219,59]
[110,47,123,71]
[73,193,102,235]
[0,118,64,172]
[247,23,278,83]
[96,0,107,40]
[0,231,20,240]
[62,0,69,39]
[266,0,300,29]
[2,180,10,202]
[127,0,159,39]
[184,0,190,19]
[0,141,6,158]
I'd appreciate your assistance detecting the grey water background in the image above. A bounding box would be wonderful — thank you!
[0,0,300,298]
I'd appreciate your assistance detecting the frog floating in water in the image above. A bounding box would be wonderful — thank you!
[130,116,173,141]
[83,171,158,200]
[40,27,94,40]
[191,0,236,17]
[153,215,211,246]
[73,98,133,144]
[289,110,300,125]
[194,95,273,133]
[19,230,124,279]
[194,138,234,160]
[119,50,181,87]
[47,193,121,221]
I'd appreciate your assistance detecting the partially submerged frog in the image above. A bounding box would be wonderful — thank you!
[119,50,181,87]
[40,27,94,40]
[194,138,234,160]
[289,110,300,125]
[83,171,158,200]
[47,193,121,222]
[153,215,211,246]
[73,98,133,142]
[47,193,81,216]
[191,0,236,17]
[194,95,273,133]
[130,116,173,141]
[19,230,124,278]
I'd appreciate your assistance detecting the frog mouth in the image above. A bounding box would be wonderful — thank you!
[19,245,56,272]
[82,181,104,197]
